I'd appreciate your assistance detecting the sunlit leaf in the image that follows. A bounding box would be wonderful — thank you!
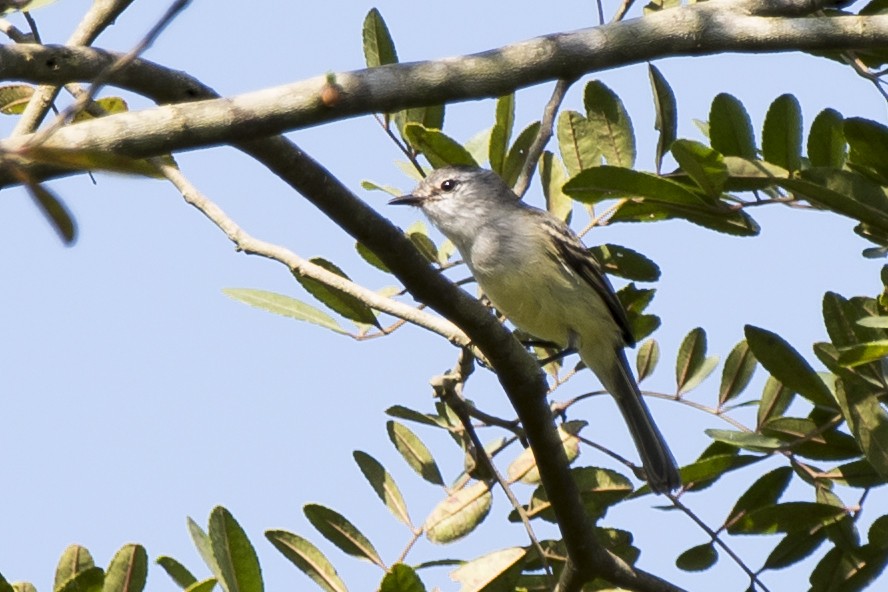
[671,139,727,198]
[424,481,493,543]
[223,289,347,335]
[387,421,444,485]
[539,151,572,221]
[304,504,384,567]
[362,8,398,67]
[584,80,635,168]
[0,84,34,114]
[636,339,659,382]
[353,451,412,527]
[208,506,263,592]
[450,548,524,592]
[265,531,346,592]
[489,94,514,175]
[54,545,95,592]
[502,121,541,189]
[557,110,600,176]
[719,340,756,405]
[156,556,198,589]
[104,545,147,592]
[403,124,476,168]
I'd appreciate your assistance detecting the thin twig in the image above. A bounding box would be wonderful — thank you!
[612,0,637,22]
[513,78,574,198]
[668,493,772,592]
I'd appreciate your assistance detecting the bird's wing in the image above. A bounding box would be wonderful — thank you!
[540,216,636,347]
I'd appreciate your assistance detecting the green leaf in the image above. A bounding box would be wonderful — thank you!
[563,165,709,207]
[56,568,103,592]
[671,452,759,491]
[23,146,170,178]
[589,243,660,282]
[55,545,95,592]
[0,0,57,17]
[757,376,795,428]
[722,157,789,191]
[539,151,572,221]
[671,139,728,198]
[506,421,584,484]
[223,289,347,335]
[725,467,793,529]
[676,543,718,572]
[502,121,541,189]
[636,339,659,382]
[779,169,888,233]
[355,242,390,273]
[648,64,677,173]
[730,502,846,535]
[103,545,147,592]
[705,429,783,452]
[489,94,514,175]
[584,80,635,168]
[826,459,886,488]
[183,579,217,592]
[719,340,756,405]
[294,258,379,327]
[616,283,660,342]
[845,117,888,184]
[406,220,439,264]
[610,196,761,237]
[303,504,384,567]
[156,557,198,589]
[208,507,263,592]
[762,94,802,172]
[709,93,756,159]
[449,548,525,592]
[424,481,493,543]
[870,515,888,548]
[808,108,846,168]
[387,421,444,485]
[353,451,412,527]
[265,531,346,592]
[385,405,447,428]
[403,124,477,168]
[11,584,37,592]
[557,110,600,176]
[833,378,888,479]
[379,564,425,592]
[188,518,221,583]
[0,84,33,114]
[26,179,76,245]
[763,530,828,570]
[675,327,719,395]
[838,340,888,367]
[744,325,835,409]
[362,8,398,68]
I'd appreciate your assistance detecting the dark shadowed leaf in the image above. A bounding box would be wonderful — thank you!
[610,197,761,237]
[636,339,659,382]
[808,108,846,168]
[762,94,802,172]
[648,64,677,173]
[584,80,635,167]
[780,169,888,234]
[589,243,660,282]
[489,94,514,175]
[208,507,263,592]
[502,121,541,189]
[304,504,383,567]
[757,376,795,428]
[183,579,217,592]
[362,8,398,67]
[265,531,346,592]
[24,146,166,178]
[719,340,757,405]
[25,180,76,244]
[385,405,448,428]
[705,429,783,452]
[379,564,425,592]
[671,139,727,198]
[709,93,756,158]
[403,124,477,168]
[845,117,888,184]
[676,543,718,572]
[763,530,828,570]
[744,325,835,408]
[520,467,632,520]
[294,258,379,328]
[355,242,390,272]
[722,157,789,191]
[353,451,412,527]
[833,378,888,479]
[675,327,719,395]
[557,110,600,176]
[156,556,198,589]
[104,545,147,592]
[729,502,846,535]
[424,481,493,543]
[825,458,886,488]
[55,568,103,592]
[223,289,347,335]
[564,165,708,206]
[387,421,445,485]
[725,467,793,530]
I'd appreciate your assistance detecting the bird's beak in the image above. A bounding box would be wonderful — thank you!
[389,194,422,206]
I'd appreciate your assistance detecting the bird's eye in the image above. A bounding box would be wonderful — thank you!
[440,179,458,192]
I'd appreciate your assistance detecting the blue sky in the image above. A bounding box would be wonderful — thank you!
[1,1,885,591]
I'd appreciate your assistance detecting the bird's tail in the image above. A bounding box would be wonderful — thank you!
[583,347,681,494]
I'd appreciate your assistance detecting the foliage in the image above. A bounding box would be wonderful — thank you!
[3,2,888,592]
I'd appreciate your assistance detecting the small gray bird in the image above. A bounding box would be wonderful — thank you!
[390,165,680,493]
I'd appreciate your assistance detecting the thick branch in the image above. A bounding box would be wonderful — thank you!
[0,7,885,165]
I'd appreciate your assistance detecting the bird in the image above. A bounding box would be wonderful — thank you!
[390,165,681,493]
